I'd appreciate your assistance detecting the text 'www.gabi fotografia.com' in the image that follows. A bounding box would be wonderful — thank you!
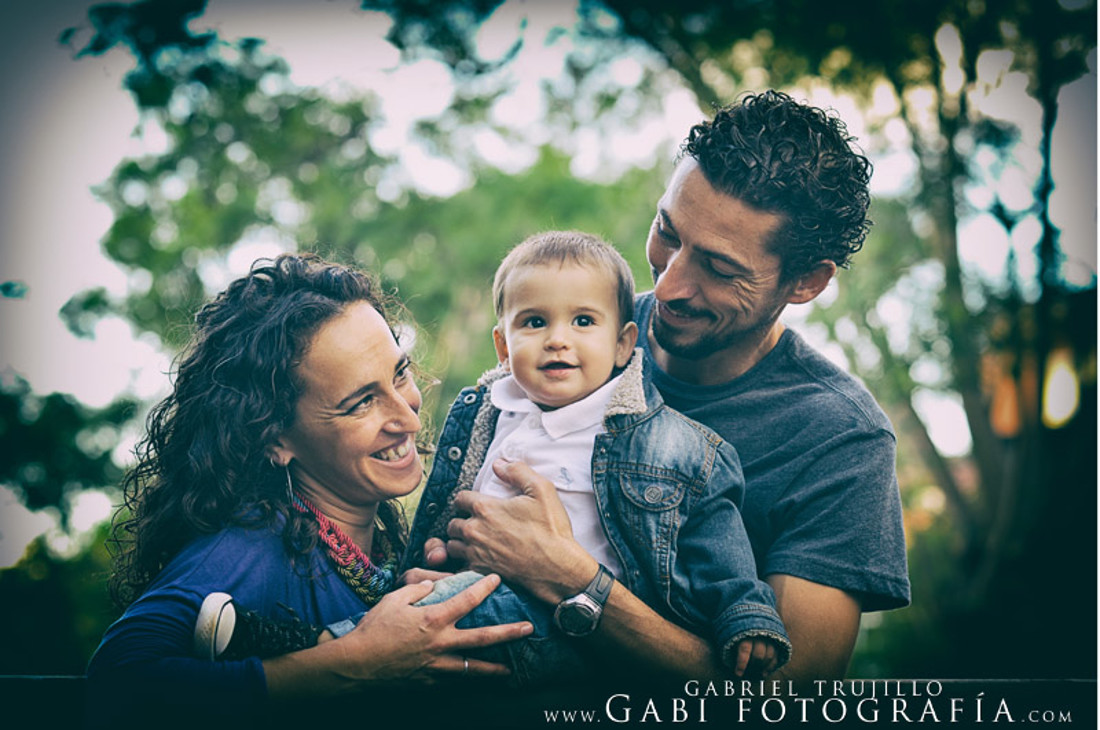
[539,679,1088,725]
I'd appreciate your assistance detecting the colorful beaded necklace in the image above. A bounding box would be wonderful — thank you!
[291,493,397,607]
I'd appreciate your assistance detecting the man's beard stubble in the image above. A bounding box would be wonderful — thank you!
[651,298,783,363]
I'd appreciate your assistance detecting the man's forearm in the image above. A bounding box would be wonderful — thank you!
[502,548,724,679]
[592,582,726,679]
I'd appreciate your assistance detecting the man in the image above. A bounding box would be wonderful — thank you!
[424,90,910,682]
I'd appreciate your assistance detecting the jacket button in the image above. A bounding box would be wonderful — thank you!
[462,393,477,405]
[644,486,663,504]
[424,503,439,516]
[447,446,463,461]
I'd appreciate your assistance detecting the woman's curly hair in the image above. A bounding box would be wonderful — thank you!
[108,254,409,607]
[682,90,873,281]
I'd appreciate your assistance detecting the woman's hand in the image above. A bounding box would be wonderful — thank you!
[263,573,532,696]
[341,573,531,681]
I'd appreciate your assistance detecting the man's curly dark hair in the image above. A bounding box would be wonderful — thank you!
[682,90,872,282]
[108,254,411,607]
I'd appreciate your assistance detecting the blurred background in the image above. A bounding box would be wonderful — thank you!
[0,0,1094,679]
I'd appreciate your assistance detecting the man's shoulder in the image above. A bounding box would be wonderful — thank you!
[767,329,894,436]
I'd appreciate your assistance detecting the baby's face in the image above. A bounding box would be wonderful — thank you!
[494,262,636,410]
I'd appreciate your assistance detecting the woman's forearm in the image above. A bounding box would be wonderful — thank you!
[262,640,360,699]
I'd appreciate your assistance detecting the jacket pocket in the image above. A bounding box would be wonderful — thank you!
[616,471,687,511]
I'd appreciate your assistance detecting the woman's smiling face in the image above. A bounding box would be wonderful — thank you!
[272,301,423,513]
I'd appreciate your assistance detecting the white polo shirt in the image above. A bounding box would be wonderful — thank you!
[473,373,625,578]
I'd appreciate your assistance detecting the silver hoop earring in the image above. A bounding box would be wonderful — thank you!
[283,464,295,505]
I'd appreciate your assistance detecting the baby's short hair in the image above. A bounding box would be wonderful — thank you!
[492,231,635,327]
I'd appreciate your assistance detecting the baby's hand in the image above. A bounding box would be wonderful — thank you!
[733,636,779,678]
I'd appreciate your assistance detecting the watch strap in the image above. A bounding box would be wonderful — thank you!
[584,564,614,606]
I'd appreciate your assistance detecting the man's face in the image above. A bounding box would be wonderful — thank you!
[646,159,791,362]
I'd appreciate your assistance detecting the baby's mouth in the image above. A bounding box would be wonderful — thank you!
[540,362,577,371]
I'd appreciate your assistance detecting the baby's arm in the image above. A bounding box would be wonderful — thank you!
[668,435,792,675]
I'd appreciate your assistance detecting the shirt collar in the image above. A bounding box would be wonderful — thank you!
[490,373,623,439]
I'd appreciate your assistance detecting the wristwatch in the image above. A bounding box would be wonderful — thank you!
[553,564,614,637]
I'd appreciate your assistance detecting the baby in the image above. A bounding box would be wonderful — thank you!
[197,231,790,683]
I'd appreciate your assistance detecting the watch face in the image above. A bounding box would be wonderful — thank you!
[557,600,598,636]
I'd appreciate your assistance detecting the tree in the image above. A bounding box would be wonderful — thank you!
[61,0,668,416]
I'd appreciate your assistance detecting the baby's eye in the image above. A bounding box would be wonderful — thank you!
[574,315,595,327]
[522,316,547,328]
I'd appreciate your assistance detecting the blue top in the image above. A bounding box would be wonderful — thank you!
[635,293,910,611]
[86,517,367,715]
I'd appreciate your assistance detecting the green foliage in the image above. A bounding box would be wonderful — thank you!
[77,39,395,348]
[63,0,215,109]
[360,0,516,75]
[0,376,133,527]
[1,281,29,299]
[64,3,669,427]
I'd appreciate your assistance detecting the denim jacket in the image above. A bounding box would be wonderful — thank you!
[404,351,791,669]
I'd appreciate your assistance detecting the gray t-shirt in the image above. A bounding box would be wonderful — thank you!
[636,293,910,611]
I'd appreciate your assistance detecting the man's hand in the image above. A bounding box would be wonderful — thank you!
[416,459,731,680]
[436,458,597,604]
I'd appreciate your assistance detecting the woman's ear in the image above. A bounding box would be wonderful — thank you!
[492,326,511,370]
[615,321,639,368]
[266,442,293,468]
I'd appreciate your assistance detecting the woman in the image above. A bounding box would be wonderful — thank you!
[86,254,532,719]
